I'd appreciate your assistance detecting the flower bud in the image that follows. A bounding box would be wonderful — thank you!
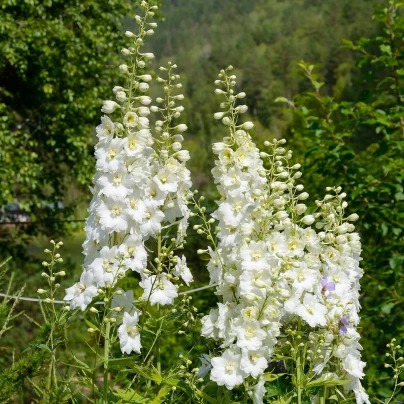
[302,215,315,225]
[116,91,126,102]
[175,124,188,132]
[137,107,150,116]
[37,289,47,294]
[119,64,129,73]
[222,117,231,125]
[241,121,254,130]
[298,192,309,200]
[235,105,248,113]
[296,204,307,215]
[139,74,152,82]
[143,53,155,59]
[214,112,225,120]
[101,100,120,114]
[176,150,190,162]
[212,142,226,154]
[138,96,152,105]
[139,82,149,92]
[277,289,290,298]
[347,213,359,221]
[172,142,182,152]
[125,30,136,37]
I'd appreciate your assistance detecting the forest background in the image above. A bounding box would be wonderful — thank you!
[0,0,403,401]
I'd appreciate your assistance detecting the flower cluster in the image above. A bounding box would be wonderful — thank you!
[199,66,369,403]
[64,1,193,355]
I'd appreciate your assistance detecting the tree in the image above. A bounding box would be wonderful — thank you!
[0,0,148,242]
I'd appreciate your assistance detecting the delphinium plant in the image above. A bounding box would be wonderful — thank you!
[195,66,369,404]
[63,2,199,402]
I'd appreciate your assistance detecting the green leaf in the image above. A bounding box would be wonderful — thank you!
[380,44,392,55]
[84,316,99,332]
[150,386,171,404]
[306,375,351,388]
[164,378,180,386]
[275,97,290,103]
[150,366,163,385]
[37,344,52,353]
[381,302,395,314]
[195,389,219,404]
[113,389,149,403]
[263,373,285,382]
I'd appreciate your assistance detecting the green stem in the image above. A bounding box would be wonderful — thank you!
[319,386,326,404]
[156,303,161,374]
[296,318,302,404]
[296,355,302,404]
[243,384,249,404]
[103,320,111,403]
[143,315,164,365]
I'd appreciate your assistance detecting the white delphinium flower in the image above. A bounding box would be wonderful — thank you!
[97,199,128,233]
[252,376,266,404]
[210,348,244,390]
[64,271,98,311]
[199,67,368,403]
[118,234,147,273]
[95,138,125,173]
[139,274,178,306]
[240,348,268,378]
[65,4,193,369]
[174,255,193,286]
[118,311,142,354]
[96,168,135,201]
[295,293,327,327]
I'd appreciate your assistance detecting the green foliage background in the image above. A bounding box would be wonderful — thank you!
[0,0,403,402]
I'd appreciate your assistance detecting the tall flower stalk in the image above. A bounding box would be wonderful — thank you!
[64,1,193,400]
[198,66,369,404]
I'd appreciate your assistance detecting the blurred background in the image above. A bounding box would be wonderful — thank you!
[0,0,403,400]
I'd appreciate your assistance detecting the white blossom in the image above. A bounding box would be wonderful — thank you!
[210,348,244,390]
[118,311,142,354]
[64,271,98,311]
